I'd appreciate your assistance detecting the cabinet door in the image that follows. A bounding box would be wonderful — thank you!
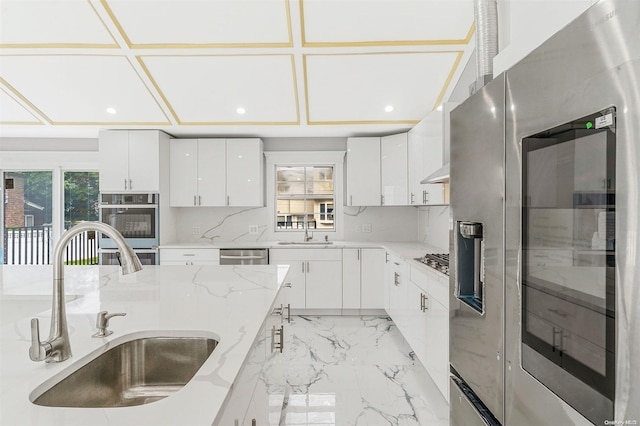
[361,248,385,309]
[342,248,361,309]
[405,281,428,363]
[424,296,449,400]
[381,133,408,205]
[127,131,160,192]
[305,260,342,309]
[346,137,381,206]
[226,138,263,207]
[99,130,130,192]
[170,139,199,207]
[408,124,426,205]
[197,139,226,206]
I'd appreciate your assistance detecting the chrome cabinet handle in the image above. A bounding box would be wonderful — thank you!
[394,272,400,286]
[410,193,415,204]
[272,304,284,316]
[271,325,284,353]
[420,293,429,312]
[286,303,291,323]
[302,261,305,273]
[306,261,310,273]
[226,195,230,206]
[198,195,201,206]
[423,190,428,204]
[194,195,197,206]
[124,179,128,190]
[129,179,132,190]
[381,194,384,205]
[284,282,292,288]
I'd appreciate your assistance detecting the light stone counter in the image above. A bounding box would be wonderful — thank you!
[0,264,289,426]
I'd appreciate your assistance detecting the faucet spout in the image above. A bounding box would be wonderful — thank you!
[30,222,142,363]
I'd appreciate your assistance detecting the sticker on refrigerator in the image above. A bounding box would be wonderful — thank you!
[595,113,613,129]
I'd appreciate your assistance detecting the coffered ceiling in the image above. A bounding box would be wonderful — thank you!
[0,0,475,139]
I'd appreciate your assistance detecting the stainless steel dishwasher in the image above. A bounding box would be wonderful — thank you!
[219,248,269,265]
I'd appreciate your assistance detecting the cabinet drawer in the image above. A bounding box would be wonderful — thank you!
[160,248,220,262]
[269,248,342,262]
[410,263,449,307]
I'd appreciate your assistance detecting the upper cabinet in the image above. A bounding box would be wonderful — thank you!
[169,138,263,207]
[169,139,226,207]
[380,133,408,206]
[346,137,381,206]
[346,134,408,206]
[226,139,263,207]
[99,130,168,193]
[408,102,459,205]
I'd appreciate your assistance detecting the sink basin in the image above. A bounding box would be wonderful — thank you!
[31,333,218,408]
[277,241,334,245]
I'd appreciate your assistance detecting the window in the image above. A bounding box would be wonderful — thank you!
[3,171,53,264]
[63,171,99,229]
[276,166,334,231]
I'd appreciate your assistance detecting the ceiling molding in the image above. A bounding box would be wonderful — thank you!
[0,77,52,124]
[432,51,465,110]
[101,0,294,49]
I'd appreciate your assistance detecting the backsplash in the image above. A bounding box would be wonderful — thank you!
[418,205,451,251]
[170,206,419,243]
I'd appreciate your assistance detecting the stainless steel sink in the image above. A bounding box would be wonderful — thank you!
[277,241,334,245]
[31,334,218,408]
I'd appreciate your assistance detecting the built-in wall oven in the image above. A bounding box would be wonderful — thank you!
[98,193,159,265]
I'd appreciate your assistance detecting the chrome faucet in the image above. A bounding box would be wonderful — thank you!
[29,222,143,363]
[303,216,313,242]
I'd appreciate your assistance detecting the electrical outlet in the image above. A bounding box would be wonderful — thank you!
[362,223,372,233]
[192,226,200,235]
[249,225,259,235]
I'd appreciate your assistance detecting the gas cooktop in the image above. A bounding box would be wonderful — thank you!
[414,253,449,275]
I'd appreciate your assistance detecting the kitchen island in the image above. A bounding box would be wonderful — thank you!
[0,264,289,426]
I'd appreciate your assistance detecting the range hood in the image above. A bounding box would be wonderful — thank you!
[421,163,449,184]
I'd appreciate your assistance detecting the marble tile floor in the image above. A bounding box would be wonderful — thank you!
[259,315,449,426]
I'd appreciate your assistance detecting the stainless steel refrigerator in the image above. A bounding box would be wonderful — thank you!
[449,0,640,424]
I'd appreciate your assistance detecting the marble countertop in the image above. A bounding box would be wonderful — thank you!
[0,264,289,426]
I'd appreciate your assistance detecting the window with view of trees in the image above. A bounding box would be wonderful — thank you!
[276,166,334,231]
[63,171,99,229]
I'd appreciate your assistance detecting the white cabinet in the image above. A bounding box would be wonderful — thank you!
[169,138,263,207]
[269,249,342,311]
[169,139,226,207]
[343,248,386,311]
[407,102,458,205]
[226,139,264,207]
[408,263,450,401]
[346,133,409,206]
[159,248,219,265]
[346,137,381,206]
[381,133,409,206]
[99,130,166,192]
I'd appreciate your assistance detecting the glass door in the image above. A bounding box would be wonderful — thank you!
[521,108,616,424]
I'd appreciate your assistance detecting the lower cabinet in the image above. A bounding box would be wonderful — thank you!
[269,249,342,311]
[385,257,450,402]
[159,248,219,265]
[343,248,386,312]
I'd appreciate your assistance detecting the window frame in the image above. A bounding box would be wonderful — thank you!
[265,151,345,241]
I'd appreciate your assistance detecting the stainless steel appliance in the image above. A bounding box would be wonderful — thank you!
[450,1,639,424]
[100,248,158,266]
[414,253,450,275]
[98,193,159,249]
[219,249,269,265]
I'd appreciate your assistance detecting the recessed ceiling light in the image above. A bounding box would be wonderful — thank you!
[106,107,117,114]
[236,107,246,114]
[384,105,394,112]
[436,105,443,112]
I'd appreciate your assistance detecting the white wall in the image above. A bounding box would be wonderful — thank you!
[494,0,596,75]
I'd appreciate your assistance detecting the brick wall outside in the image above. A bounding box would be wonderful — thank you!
[5,174,25,228]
